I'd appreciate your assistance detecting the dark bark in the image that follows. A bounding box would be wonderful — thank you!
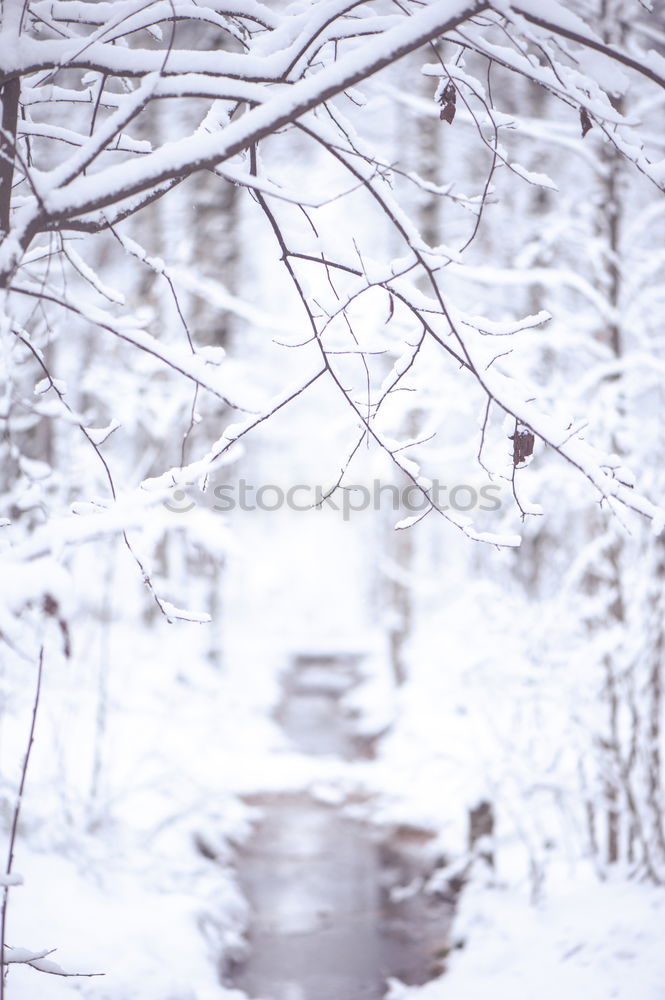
[0,76,20,238]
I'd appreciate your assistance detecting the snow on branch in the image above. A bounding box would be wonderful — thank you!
[2,946,102,978]
[1,0,664,600]
[25,2,485,230]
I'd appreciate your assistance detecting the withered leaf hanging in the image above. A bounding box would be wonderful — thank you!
[580,108,593,137]
[511,427,535,466]
[442,81,456,103]
[439,81,457,124]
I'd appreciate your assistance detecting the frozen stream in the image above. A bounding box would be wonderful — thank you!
[226,655,452,1000]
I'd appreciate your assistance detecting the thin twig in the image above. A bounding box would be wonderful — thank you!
[0,646,44,999]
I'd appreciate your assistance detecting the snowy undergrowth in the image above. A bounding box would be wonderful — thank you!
[387,871,665,1000]
[2,575,382,1000]
[8,842,244,1000]
[1,612,285,1000]
[363,581,665,1000]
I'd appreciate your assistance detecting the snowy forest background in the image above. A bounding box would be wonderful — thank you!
[1,0,665,997]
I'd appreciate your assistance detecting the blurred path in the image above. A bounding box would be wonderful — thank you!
[228,654,451,1000]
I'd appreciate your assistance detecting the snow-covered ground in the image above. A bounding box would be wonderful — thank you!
[5,553,665,1000]
[389,872,665,1000]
